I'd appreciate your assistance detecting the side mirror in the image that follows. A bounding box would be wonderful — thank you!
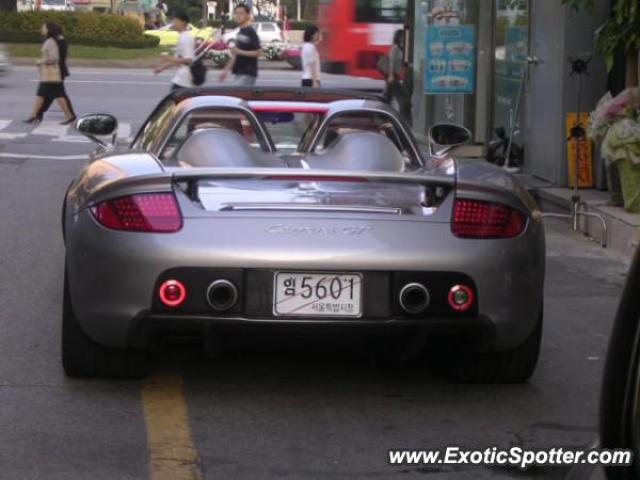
[75,114,118,148]
[428,123,472,156]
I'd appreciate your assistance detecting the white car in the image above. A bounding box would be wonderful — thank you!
[223,22,283,46]
[0,45,10,77]
[40,0,74,11]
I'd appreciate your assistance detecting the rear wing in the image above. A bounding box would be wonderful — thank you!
[78,166,533,216]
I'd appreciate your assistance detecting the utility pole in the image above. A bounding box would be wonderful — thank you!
[228,0,233,19]
[297,0,300,20]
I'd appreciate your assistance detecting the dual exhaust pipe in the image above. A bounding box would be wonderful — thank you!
[399,283,430,314]
[207,279,239,312]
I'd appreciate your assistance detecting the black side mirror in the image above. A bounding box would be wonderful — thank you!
[75,114,118,148]
[427,123,472,156]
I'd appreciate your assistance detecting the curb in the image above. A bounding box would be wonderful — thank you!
[11,57,295,70]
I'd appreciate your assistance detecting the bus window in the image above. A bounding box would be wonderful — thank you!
[355,0,407,24]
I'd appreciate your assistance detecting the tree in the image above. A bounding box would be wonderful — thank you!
[563,0,640,87]
[0,0,17,11]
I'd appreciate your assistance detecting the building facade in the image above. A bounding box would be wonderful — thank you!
[408,0,609,186]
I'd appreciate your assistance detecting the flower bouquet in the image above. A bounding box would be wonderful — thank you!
[589,88,640,212]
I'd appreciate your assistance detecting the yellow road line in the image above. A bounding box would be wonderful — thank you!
[142,373,202,480]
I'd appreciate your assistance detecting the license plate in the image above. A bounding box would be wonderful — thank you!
[273,272,363,317]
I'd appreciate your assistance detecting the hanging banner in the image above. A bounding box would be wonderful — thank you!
[424,25,476,94]
[566,112,594,188]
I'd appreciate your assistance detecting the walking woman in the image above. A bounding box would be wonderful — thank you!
[25,22,76,125]
[385,29,411,124]
[301,25,321,87]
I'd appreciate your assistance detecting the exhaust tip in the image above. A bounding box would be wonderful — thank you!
[399,283,430,314]
[206,279,238,312]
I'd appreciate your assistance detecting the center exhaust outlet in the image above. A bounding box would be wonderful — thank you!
[399,283,430,314]
[206,279,238,312]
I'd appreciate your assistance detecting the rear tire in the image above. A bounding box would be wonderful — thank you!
[62,272,149,379]
[439,309,543,383]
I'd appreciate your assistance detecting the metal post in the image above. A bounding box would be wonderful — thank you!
[540,55,608,248]
[572,73,581,231]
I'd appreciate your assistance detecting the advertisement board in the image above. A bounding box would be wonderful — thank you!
[424,25,476,94]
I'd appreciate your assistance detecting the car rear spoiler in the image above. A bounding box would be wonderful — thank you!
[83,168,532,215]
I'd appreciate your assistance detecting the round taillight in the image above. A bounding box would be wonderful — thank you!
[448,285,474,312]
[159,279,186,307]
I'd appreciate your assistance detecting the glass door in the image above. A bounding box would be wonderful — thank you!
[492,0,529,161]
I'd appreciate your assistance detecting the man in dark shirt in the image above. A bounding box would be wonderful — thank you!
[219,4,261,86]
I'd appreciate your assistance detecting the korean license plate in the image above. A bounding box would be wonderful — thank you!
[273,272,363,317]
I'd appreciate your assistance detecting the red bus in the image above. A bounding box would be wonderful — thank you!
[318,0,407,79]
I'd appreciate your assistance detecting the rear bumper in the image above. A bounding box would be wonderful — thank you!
[65,210,545,352]
[128,312,496,351]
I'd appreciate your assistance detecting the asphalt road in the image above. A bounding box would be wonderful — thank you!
[0,65,383,159]
[0,65,632,480]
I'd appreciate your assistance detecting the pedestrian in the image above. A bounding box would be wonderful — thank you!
[385,29,411,124]
[219,4,261,86]
[36,24,76,124]
[282,14,290,43]
[301,24,321,88]
[153,10,195,91]
[24,22,75,125]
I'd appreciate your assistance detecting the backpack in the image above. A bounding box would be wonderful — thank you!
[376,54,390,75]
[191,58,207,86]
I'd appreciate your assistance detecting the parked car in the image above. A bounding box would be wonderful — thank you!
[63,87,545,381]
[282,46,301,70]
[39,0,74,11]
[223,21,283,46]
[145,23,215,46]
[0,44,10,77]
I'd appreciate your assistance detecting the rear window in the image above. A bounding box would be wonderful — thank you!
[256,111,323,154]
[161,108,263,161]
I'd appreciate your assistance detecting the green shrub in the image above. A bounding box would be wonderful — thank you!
[208,19,238,29]
[0,29,160,49]
[0,12,155,47]
[289,20,315,31]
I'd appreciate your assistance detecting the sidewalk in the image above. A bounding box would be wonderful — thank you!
[516,173,640,257]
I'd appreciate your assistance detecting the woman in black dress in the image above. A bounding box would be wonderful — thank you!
[24,22,76,125]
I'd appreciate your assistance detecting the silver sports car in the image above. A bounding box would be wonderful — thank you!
[62,87,545,382]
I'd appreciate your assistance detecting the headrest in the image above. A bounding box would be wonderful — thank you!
[305,132,405,172]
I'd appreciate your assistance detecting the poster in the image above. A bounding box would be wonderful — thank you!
[566,112,594,188]
[424,25,476,94]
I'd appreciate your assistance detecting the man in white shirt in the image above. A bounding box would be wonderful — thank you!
[153,11,195,91]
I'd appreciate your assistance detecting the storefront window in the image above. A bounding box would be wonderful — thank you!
[492,0,529,150]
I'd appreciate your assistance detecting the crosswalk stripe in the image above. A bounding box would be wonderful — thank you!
[0,133,28,140]
[31,121,71,137]
[52,135,91,144]
[0,119,11,131]
[118,123,131,140]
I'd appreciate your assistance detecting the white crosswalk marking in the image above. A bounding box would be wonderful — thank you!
[0,118,136,148]
[0,133,28,140]
[118,123,131,140]
[52,135,90,144]
[31,121,71,137]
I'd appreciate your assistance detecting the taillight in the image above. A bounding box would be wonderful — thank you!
[159,279,186,307]
[452,199,526,239]
[91,193,182,232]
[448,284,474,312]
